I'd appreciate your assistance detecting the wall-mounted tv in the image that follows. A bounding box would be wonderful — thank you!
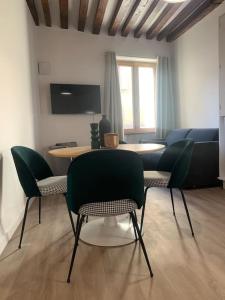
[50,83,101,114]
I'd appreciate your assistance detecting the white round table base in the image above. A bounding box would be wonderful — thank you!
[80,216,137,247]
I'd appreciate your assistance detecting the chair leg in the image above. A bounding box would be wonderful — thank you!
[169,188,176,216]
[180,189,195,237]
[18,197,30,249]
[38,197,41,224]
[75,214,80,234]
[131,212,138,241]
[130,212,153,277]
[65,199,76,237]
[140,187,149,234]
[67,215,85,283]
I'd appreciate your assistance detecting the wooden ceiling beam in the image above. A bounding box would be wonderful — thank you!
[157,0,208,41]
[146,3,181,40]
[78,0,89,31]
[26,0,39,26]
[93,0,109,34]
[121,0,141,37]
[41,0,51,27]
[59,0,68,29]
[167,0,224,42]
[108,0,124,36]
[134,0,160,38]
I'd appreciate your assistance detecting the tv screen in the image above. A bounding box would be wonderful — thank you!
[50,83,101,114]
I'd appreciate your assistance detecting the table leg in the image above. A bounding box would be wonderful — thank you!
[80,215,137,247]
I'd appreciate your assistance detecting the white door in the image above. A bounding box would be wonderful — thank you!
[219,14,225,116]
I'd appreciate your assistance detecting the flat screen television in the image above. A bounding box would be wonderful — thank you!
[50,83,101,114]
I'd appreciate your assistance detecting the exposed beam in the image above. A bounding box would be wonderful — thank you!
[59,0,68,29]
[121,0,141,37]
[78,0,89,31]
[41,0,51,27]
[134,0,160,38]
[108,0,124,36]
[146,3,181,40]
[157,0,208,41]
[167,0,224,42]
[93,0,109,34]
[26,0,39,26]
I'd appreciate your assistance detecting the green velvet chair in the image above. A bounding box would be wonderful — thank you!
[11,146,75,249]
[66,149,153,283]
[141,140,195,236]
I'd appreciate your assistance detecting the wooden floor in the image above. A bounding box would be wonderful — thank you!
[1,187,225,300]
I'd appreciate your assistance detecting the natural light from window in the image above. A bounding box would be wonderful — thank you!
[139,67,155,129]
[118,60,156,133]
[119,66,133,129]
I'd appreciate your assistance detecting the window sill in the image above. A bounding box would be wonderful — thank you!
[124,128,156,135]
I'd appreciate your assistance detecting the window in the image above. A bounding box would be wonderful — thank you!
[118,60,156,134]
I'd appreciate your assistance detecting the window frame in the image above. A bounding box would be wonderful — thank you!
[117,60,157,135]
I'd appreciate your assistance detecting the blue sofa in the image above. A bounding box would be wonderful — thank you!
[140,128,220,188]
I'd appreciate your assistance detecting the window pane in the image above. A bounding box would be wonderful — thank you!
[118,66,133,129]
[139,67,155,129]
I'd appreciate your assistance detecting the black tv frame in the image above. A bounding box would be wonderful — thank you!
[50,83,101,115]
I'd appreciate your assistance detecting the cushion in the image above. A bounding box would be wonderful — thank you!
[79,199,138,217]
[165,129,191,146]
[186,129,219,142]
[37,176,67,196]
[144,171,171,188]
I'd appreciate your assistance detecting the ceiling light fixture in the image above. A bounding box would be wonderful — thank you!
[60,92,72,95]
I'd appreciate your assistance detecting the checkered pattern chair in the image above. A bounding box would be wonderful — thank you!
[141,140,195,237]
[66,149,153,283]
[11,146,75,249]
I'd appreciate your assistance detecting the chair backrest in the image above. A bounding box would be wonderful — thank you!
[11,146,53,198]
[157,139,193,172]
[168,140,194,188]
[67,149,144,214]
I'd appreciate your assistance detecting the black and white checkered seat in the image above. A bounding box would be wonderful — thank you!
[37,176,67,196]
[144,171,171,188]
[79,199,138,217]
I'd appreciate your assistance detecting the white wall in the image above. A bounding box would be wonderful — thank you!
[173,3,225,128]
[0,1,39,253]
[36,28,172,152]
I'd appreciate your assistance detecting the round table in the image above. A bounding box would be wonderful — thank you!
[48,143,164,158]
[48,143,164,247]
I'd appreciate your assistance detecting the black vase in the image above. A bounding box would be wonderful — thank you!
[90,123,100,149]
[99,115,111,147]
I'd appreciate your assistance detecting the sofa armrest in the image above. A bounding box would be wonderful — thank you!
[139,138,167,145]
[184,141,220,188]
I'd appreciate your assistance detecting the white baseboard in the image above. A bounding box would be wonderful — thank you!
[0,198,34,255]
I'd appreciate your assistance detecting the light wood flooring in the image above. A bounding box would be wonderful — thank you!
[1,187,225,300]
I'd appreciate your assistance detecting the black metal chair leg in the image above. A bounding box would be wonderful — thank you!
[38,197,41,224]
[140,187,149,234]
[131,211,138,241]
[169,188,176,216]
[75,214,80,234]
[65,199,76,237]
[130,212,153,277]
[180,189,195,237]
[67,215,85,283]
[64,195,76,236]
[18,198,30,249]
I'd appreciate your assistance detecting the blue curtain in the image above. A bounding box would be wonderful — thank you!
[156,56,177,138]
[104,52,124,140]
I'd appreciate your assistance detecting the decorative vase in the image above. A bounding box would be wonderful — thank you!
[90,123,100,149]
[99,115,111,147]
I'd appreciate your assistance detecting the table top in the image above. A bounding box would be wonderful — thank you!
[48,143,165,158]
